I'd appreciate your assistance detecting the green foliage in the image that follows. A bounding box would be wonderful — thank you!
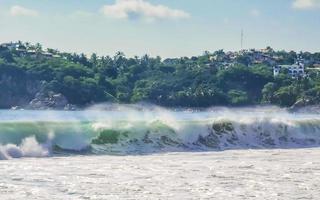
[0,50,14,62]
[273,86,299,107]
[262,82,276,103]
[1,42,320,108]
[228,90,249,106]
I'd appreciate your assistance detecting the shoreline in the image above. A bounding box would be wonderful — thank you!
[2,104,320,115]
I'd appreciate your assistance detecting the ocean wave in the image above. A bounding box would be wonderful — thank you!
[1,110,320,160]
[0,136,50,160]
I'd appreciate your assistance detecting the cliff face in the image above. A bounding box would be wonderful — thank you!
[0,73,30,108]
[0,73,62,109]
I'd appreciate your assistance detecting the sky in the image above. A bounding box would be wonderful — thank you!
[0,0,319,58]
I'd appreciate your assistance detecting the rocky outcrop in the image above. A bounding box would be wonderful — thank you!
[28,91,76,110]
[0,72,77,110]
[0,74,30,108]
[26,80,47,96]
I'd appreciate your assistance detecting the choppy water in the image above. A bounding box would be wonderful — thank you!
[0,149,319,200]
[1,106,320,159]
[1,106,320,199]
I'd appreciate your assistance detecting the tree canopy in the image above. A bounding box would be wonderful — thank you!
[1,43,320,108]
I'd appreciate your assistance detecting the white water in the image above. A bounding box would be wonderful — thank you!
[1,107,320,159]
[0,149,319,200]
[0,136,49,160]
[1,107,320,199]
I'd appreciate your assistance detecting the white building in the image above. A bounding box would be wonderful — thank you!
[0,42,20,50]
[273,56,306,78]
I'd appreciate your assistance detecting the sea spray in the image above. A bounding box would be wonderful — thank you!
[1,106,320,159]
[0,136,49,160]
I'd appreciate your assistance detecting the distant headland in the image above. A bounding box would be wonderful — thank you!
[1,41,320,110]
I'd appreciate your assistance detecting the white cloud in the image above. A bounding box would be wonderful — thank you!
[10,5,39,17]
[292,0,320,9]
[100,0,190,21]
[250,9,261,17]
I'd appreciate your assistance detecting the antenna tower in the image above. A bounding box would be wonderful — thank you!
[241,29,244,50]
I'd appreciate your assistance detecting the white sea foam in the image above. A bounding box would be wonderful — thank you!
[0,136,49,160]
[1,149,319,199]
[1,106,320,159]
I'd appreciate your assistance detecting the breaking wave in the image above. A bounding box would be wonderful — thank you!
[0,136,50,160]
[1,106,320,159]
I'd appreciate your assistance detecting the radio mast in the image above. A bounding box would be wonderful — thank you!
[241,29,244,50]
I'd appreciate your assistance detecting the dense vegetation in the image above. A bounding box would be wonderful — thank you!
[1,42,320,108]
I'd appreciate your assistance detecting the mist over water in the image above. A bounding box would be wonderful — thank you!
[1,105,320,160]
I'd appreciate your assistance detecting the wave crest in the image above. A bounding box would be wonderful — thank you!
[1,109,320,159]
[0,136,49,160]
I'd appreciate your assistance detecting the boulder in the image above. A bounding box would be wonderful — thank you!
[28,92,71,110]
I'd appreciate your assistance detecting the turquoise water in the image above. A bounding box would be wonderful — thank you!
[1,107,320,159]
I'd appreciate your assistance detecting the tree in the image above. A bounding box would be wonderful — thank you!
[47,48,59,55]
[273,86,299,107]
[236,55,251,66]
[0,50,14,63]
[35,43,43,53]
[2,41,320,109]
[90,53,98,66]
[262,82,276,103]
[228,90,249,106]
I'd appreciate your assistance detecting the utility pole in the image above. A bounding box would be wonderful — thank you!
[241,29,244,50]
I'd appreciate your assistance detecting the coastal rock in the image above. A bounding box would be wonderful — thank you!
[0,74,28,108]
[64,104,78,111]
[26,80,47,96]
[28,92,70,110]
[0,72,49,108]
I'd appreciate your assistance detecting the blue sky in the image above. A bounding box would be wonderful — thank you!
[0,0,319,58]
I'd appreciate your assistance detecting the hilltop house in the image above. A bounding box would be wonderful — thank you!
[0,42,24,50]
[273,56,305,78]
[1,42,62,59]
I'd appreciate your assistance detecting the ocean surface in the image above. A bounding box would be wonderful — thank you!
[0,106,319,199]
